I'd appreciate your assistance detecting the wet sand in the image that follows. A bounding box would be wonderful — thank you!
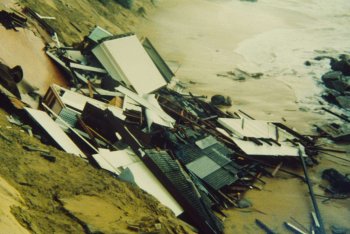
[137,0,350,233]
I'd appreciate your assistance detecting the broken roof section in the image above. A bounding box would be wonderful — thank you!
[116,86,175,129]
[144,149,223,234]
[92,34,167,95]
[218,118,307,157]
[87,26,113,43]
[92,148,183,216]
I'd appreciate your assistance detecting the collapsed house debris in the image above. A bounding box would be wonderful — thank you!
[217,118,307,157]
[0,9,27,30]
[0,25,337,234]
[322,169,350,195]
[316,123,350,142]
[314,106,350,143]
[23,7,56,36]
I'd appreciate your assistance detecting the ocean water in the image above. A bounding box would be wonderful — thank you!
[138,0,350,120]
[235,0,350,105]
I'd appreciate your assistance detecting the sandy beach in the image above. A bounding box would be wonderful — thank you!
[137,0,350,133]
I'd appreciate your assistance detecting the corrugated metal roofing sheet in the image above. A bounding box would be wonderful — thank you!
[57,107,78,127]
[203,168,238,190]
[186,156,221,179]
[175,144,203,164]
[195,135,217,149]
[203,143,232,166]
[144,149,223,234]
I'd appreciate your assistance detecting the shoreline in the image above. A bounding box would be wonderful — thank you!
[136,0,338,133]
[137,1,350,233]
[0,0,349,233]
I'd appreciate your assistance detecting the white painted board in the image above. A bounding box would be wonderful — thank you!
[218,118,277,139]
[229,136,306,157]
[24,108,85,158]
[92,149,183,216]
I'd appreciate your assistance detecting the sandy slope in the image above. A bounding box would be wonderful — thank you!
[17,0,156,45]
[0,108,193,233]
[0,177,30,234]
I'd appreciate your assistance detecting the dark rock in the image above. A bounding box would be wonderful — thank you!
[314,55,334,61]
[11,65,23,83]
[336,96,350,109]
[251,72,263,79]
[331,225,349,234]
[332,80,350,93]
[322,71,343,89]
[211,95,232,106]
[237,199,252,208]
[304,61,312,66]
[330,56,350,76]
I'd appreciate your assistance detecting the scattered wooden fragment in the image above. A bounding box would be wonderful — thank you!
[255,219,276,234]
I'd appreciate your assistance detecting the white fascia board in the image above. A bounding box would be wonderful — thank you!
[25,108,85,158]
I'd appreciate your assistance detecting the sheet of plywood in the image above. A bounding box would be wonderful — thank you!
[218,118,277,139]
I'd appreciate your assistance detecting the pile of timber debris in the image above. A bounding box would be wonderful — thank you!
[0,26,341,234]
[0,9,27,30]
